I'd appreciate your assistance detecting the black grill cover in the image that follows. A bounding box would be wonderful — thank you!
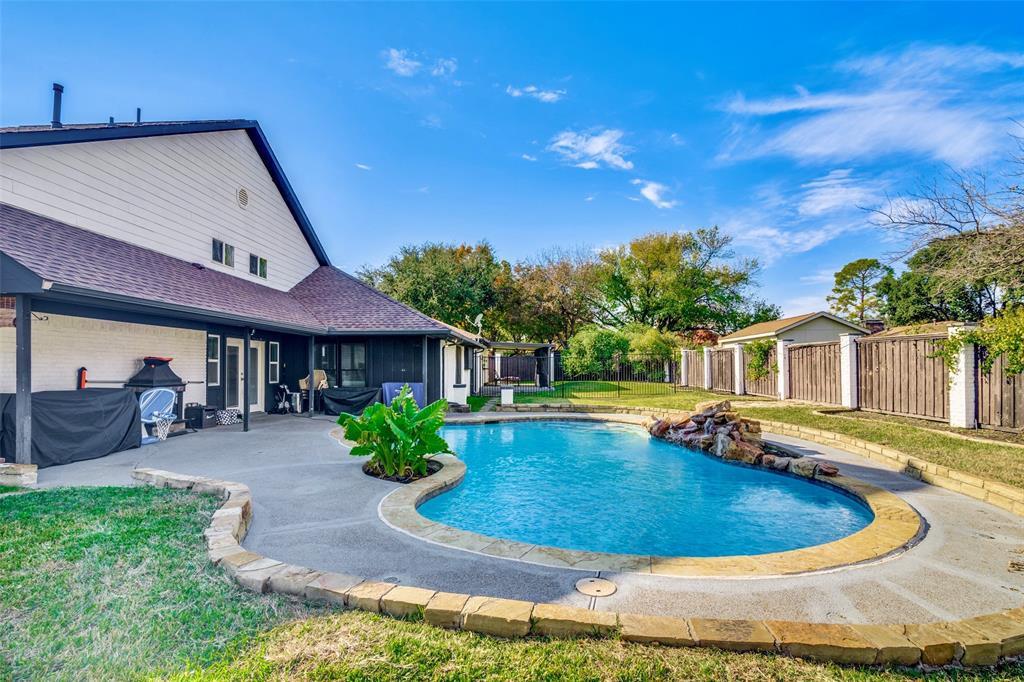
[320,387,382,416]
[125,357,185,388]
[0,389,141,468]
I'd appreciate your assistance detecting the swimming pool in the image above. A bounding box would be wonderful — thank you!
[417,421,874,557]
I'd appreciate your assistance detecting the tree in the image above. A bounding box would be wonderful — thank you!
[621,323,679,361]
[592,228,770,334]
[826,258,893,323]
[359,242,509,336]
[560,326,630,375]
[870,131,1024,310]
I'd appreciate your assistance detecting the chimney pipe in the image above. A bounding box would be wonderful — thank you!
[51,83,64,129]
[135,107,141,124]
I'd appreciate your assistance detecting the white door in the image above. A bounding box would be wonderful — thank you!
[226,339,264,413]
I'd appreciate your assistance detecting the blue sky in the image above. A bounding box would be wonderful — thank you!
[3,2,1023,315]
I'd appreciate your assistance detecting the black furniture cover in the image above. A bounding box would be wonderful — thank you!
[320,387,382,416]
[0,388,141,468]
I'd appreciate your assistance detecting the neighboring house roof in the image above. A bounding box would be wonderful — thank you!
[718,311,867,343]
[288,266,452,336]
[870,321,957,337]
[0,119,330,267]
[0,203,464,339]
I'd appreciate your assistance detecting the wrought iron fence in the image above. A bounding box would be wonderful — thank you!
[479,352,679,399]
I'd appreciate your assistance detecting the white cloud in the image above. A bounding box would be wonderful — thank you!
[355,163,372,171]
[584,195,595,202]
[506,84,566,103]
[431,58,458,78]
[547,129,633,170]
[521,153,538,162]
[798,268,837,285]
[669,132,685,146]
[798,169,883,216]
[383,48,422,77]
[631,179,678,209]
[720,44,1024,166]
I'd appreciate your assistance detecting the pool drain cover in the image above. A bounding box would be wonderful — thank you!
[575,577,616,597]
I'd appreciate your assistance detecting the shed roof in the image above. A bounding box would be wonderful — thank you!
[718,311,866,343]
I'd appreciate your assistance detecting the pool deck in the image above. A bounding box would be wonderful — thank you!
[34,412,1024,625]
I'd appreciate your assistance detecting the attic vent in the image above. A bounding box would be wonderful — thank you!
[236,187,249,208]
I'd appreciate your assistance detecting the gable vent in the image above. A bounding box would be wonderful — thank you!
[236,187,250,208]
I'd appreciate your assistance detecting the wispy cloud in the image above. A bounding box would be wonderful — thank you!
[521,153,538,162]
[720,44,1024,166]
[420,114,442,129]
[383,48,422,77]
[431,58,458,78]
[355,163,372,171]
[547,129,633,170]
[631,179,678,209]
[584,195,595,202]
[798,268,837,285]
[797,169,883,217]
[506,84,566,103]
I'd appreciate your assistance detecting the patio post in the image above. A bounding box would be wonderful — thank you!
[242,328,250,432]
[14,294,32,464]
[307,336,315,417]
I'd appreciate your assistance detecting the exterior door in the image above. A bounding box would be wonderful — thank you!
[226,339,264,412]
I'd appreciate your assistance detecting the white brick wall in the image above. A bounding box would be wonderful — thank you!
[0,314,206,404]
[948,325,978,429]
[839,333,860,409]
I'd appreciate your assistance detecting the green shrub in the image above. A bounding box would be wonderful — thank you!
[337,385,452,479]
[562,327,630,375]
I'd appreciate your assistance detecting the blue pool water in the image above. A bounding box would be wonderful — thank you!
[418,421,873,557]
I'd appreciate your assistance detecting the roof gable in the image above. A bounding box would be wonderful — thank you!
[719,311,866,342]
[0,120,329,267]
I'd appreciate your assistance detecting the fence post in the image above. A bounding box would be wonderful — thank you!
[776,339,791,401]
[703,346,713,390]
[548,351,555,388]
[839,333,861,409]
[494,351,502,380]
[733,344,746,395]
[948,325,978,429]
[680,349,689,387]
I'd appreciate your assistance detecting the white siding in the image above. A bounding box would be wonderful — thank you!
[0,130,321,290]
[0,314,206,405]
[783,317,860,344]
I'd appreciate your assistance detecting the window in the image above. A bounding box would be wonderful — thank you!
[315,342,338,387]
[212,239,234,267]
[206,335,220,386]
[340,342,367,387]
[249,254,268,279]
[268,341,280,384]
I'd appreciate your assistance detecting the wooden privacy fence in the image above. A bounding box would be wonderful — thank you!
[743,346,777,397]
[788,342,841,404]
[857,335,948,422]
[710,350,734,393]
[686,350,704,387]
[978,351,1024,431]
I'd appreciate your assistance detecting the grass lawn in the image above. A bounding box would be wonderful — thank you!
[0,484,21,494]
[741,405,1024,489]
[515,384,762,411]
[0,486,317,682]
[466,395,490,412]
[165,610,1024,682]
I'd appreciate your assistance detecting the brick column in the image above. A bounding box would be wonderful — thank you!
[839,333,861,409]
[703,347,712,390]
[733,344,746,395]
[948,325,978,429]
[680,349,689,387]
[776,339,791,401]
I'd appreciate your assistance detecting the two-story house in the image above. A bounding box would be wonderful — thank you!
[0,89,482,463]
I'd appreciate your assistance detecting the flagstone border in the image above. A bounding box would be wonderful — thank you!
[130,466,1024,668]
[376,415,923,577]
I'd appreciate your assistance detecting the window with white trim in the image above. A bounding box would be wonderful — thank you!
[206,335,221,386]
[212,239,234,267]
[249,254,268,279]
[268,341,280,384]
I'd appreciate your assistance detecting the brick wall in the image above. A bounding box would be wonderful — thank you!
[0,313,206,404]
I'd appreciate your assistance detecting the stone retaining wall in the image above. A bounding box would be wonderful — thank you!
[496,403,1024,518]
[0,463,37,487]
[131,466,1024,668]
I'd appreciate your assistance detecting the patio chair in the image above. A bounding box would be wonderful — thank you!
[299,369,328,412]
[138,387,177,445]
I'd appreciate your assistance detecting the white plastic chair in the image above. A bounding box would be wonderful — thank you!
[139,387,177,444]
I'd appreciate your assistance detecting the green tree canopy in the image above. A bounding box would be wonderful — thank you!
[560,326,630,375]
[826,258,893,323]
[359,242,509,337]
[592,228,772,334]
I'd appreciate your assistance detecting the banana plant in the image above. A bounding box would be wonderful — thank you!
[338,385,452,478]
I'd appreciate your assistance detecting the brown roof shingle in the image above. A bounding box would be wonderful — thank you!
[718,312,820,342]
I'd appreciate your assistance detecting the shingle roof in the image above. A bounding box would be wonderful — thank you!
[289,266,448,333]
[0,203,452,336]
[719,312,818,341]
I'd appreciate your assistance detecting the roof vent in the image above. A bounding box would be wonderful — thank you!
[51,83,64,129]
[236,187,249,208]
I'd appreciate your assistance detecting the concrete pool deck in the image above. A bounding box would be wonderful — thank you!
[34,412,1024,625]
